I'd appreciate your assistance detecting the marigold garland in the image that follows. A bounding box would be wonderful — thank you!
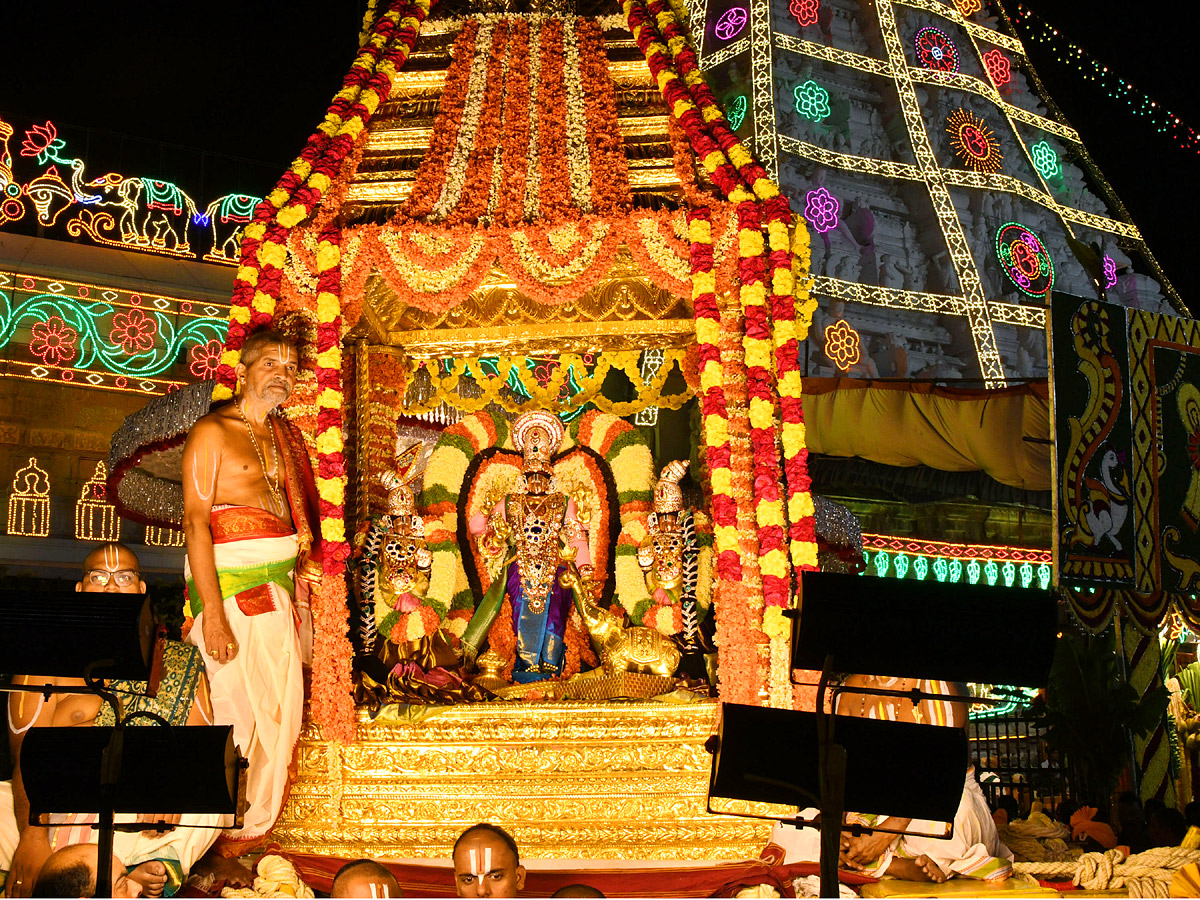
[625,0,819,705]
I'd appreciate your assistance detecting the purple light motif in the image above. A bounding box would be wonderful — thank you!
[714,6,748,40]
[804,187,840,233]
[1103,255,1118,289]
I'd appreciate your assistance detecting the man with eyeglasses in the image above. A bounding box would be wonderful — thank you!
[1,543,226,898]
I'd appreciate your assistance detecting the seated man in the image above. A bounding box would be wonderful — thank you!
[452,824,525,898]
[2,544,225,898]
[768,677,1013,883]
[331,859,403,898]
[31,844,143,898]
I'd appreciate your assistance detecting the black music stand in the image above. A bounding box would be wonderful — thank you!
[0,590,242,897]
[710,572,1056,898]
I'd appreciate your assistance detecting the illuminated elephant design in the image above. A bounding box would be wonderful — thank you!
[199,193,261,261]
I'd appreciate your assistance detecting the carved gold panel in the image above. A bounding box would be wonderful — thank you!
[274,701,786,860]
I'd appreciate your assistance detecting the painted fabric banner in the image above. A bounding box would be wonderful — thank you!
[1054,295,1200,632]
[1053,294,1135,587]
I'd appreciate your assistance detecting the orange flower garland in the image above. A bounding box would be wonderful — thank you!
[576,19,632,214]
[401,20,478,221]
[496,19,532,227]
[635,0,819,587]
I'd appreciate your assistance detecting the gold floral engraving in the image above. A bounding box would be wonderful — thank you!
[275,702,785,859]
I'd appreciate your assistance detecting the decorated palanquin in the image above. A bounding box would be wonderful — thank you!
[192,0,823,858]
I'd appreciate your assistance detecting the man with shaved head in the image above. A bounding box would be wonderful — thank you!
[31,843,144,898]
[452,824,526,898]
[2,544,221,897]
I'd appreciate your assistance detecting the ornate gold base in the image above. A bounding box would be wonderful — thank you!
[275,701,780,860]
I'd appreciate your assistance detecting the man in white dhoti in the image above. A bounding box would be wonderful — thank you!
[182,329,322,883]
[3,544,223,898]
[768,677,1013,883]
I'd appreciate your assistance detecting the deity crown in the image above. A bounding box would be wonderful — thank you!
[513,411,564,475]
[653,459,689,514]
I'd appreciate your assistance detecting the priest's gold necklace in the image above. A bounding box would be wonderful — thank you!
[237,401,284,511]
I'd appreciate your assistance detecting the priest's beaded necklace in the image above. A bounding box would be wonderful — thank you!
[236,400,284,512]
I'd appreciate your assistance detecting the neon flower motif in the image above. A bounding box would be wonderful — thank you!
[823,319,862,371]
[728,94,748,130]
[1103,255,1118,289]
[914,27,959,73]
[109,308,158,354]
[955,0,981,16]
[29,316,79,366]
[983,49,1012,85]
[189,339,224,379]
[794,80,831,122]
[1030,141,1060,179]
[20,121,69,165]
[714,6,748,40]
[790,0,819,27]
[804,187,840,233]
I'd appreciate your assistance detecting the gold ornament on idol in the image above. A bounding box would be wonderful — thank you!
[236,401,284,512]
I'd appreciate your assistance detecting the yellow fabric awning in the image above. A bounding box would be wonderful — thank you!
[802,378,1052,492]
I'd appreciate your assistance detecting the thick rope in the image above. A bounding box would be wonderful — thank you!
[1014,847,1200,895]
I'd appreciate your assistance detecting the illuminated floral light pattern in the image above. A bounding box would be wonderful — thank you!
[1030,140,1060,180]
[713,6,748,40]
[789,0,819,27]
[804,187,840,232]
[189,339,224,379]
[728,95,748,130]
[28,316,78,366]
[955,0,982,16]
[823,319,861,370]
[995,222,1054,299]
[982,49,1012,86]
[1,288,226,382]
[946,108,1003,173]
[794,80,832,123]
[914,27,959,73]
[109,308,158,354]
[1103,255,1118,289]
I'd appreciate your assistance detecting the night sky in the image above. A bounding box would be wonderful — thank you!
[1,1,1197,304]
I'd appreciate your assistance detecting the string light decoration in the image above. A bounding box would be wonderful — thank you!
[995,222,1055,299]
[789,0,819,27]
[713,6,748,41]
[794,79,832,122]
[7,457,50,537]
[728,94,748,130]
[0,269,228,395]
[0,114,263,263]
[1030,140,1060,180]
[633,348,666,426]
[804,186,840,232]
[75,460,119,542]
[1103,254,1118,289]
[914,26,960,73]
[145,524,185,547]
[823,319,861,370]
[955,0,982,16]
[946,108,1004,173]
[982,48,1012,86]
[861,532,1052,590]
[1012,5,1200,156]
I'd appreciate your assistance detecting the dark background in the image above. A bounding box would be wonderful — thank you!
[0,1,1196,305]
